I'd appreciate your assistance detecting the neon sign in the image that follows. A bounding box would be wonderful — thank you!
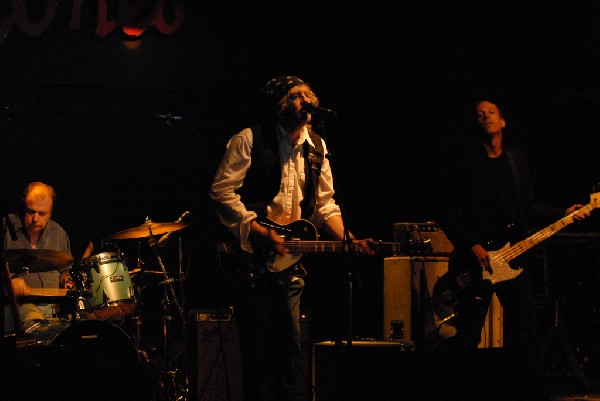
[0,0,185,44]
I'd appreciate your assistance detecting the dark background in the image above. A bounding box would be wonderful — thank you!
[1,1,600,343]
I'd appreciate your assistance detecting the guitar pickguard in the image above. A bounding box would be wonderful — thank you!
[482,242,524,285]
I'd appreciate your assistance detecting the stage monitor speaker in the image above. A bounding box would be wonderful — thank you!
[188,308,243,401]
[383,256,503,350]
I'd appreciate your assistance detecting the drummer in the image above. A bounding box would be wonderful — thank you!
[3,181,73,330]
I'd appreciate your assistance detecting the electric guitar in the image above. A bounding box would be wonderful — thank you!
[432,192,599,323]
[478,192,599,285]
[216,217,421,286]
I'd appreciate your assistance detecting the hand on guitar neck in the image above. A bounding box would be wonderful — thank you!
[249,217,376,261]
[472,192,598,285]
[433,192,598,321]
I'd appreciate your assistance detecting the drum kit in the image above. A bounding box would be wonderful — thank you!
[2,215,192,400]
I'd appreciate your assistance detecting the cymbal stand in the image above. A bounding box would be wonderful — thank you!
[2,258,22,334]
[131,280,150,350]
[149,240,188,401]
[541,288,592,390]
[2,214,22,336]
[177,235,190,395]
[136,240,146,269]
[132,239,146,350]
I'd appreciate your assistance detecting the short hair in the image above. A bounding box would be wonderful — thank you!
[475,99,505,120]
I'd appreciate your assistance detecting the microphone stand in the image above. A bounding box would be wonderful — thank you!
[314,112,354,347]
[316,111,358,401]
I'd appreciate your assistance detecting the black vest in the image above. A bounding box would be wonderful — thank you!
[237,124,324,220]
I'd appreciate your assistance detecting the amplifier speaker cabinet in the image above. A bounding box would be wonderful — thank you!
[312,341,538,400]
[188,308,243,401]
[188,308,311,401]
[393,221,454,256]
[383,256,503,350]
[312,340,415,401]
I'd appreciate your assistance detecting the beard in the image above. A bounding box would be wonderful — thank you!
[280,108,310,129]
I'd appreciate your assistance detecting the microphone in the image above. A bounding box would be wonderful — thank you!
[154,112,183,121]
[2,104,24,113]
[157,211,192,248]
[301,103,335,115]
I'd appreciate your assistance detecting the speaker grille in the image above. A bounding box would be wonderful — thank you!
[188,308,243,401]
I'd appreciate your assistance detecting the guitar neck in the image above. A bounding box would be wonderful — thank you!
[500,201,595,262]
[282,240,401,255]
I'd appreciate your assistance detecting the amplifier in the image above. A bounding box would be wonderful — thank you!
[188,307,243,401]
[383,256,503,350]
[188,308,311,401]
[312,340,416,401]
[393,222,454,256]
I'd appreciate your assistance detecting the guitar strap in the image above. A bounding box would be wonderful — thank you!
[301,131,324,220]
[505,149,524,226]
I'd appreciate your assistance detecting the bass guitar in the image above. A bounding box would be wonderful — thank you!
[479,192,599,285]
[432,192,599,323]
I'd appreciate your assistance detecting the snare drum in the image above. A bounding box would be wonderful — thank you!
[77,252,137,320]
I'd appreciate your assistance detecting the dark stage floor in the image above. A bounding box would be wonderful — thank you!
[3,323,600,401]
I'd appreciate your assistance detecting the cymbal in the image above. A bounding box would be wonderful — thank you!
[4,249,74,273]
[110,220,190,240]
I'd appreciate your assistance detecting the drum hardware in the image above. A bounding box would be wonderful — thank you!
[3,257,22,334]
[127,276,157,351]
[135,239,146,269]
[151,242,189,401]
[109,213,192,400]
[150,237,185,363]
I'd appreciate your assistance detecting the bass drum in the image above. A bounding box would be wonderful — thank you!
[17,319,157,401]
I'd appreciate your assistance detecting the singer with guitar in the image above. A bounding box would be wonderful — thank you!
[435,96,590,393]
[209,76,374,401]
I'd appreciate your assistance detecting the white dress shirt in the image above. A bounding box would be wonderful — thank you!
[209,124,341,252]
